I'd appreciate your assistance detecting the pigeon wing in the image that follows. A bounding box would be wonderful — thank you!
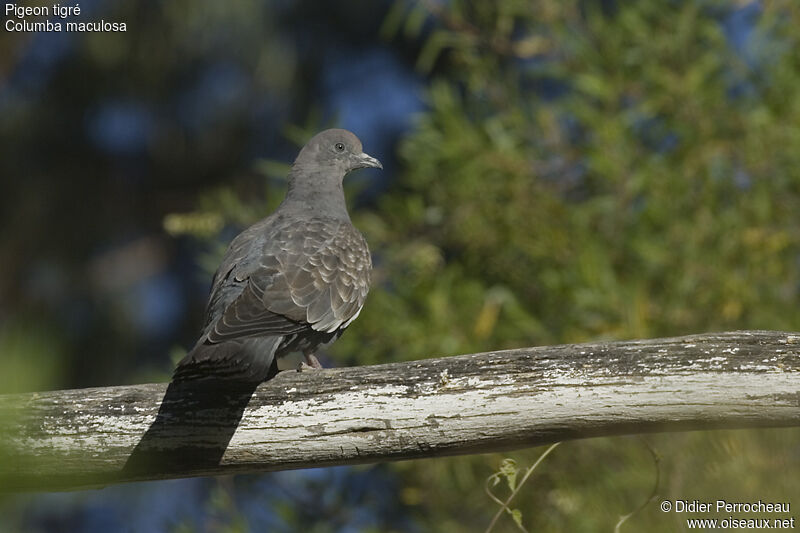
[204,218,371,343]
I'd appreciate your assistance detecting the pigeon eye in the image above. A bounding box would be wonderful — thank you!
[335,142,345,152]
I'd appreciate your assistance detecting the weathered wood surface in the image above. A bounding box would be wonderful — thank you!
[1,330,799,492]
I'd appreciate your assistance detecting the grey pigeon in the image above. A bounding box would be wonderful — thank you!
[175,129,381,382]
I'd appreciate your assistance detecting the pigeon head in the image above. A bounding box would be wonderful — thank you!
[293,129,382,175]
[283,129,382,219]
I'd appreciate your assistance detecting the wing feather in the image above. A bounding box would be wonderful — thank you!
[201,216,371,344]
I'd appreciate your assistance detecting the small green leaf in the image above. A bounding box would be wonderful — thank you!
[417,30,453,73]
[379,0,407,40]
[510,508,524,528]
[499,458,518,491]
[404,3,428,39]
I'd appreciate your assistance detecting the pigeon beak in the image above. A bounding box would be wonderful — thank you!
[353,152,383,170]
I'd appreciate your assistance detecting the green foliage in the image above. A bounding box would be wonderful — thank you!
[367,1,800,357]
[485,446,562,533]
[168,1,800,531]
[0,318,66,394]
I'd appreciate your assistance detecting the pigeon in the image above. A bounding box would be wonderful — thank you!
[174,129,382,382]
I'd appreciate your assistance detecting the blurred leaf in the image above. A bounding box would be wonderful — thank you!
[499,458,518,492]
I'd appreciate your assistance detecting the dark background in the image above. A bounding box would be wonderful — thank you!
[1,1,799,531]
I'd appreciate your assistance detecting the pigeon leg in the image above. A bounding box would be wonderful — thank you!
[297,351,324,372]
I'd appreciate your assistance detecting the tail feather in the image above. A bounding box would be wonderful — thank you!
[174,336,282,383]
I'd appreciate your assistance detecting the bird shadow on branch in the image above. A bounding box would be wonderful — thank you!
[121,370,272,479]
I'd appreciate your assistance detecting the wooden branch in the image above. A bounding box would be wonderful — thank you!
[1,330,799,492]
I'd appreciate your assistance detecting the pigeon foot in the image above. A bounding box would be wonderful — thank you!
[297,353,323,372]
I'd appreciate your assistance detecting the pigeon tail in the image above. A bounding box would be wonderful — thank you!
[173,336,282,383]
